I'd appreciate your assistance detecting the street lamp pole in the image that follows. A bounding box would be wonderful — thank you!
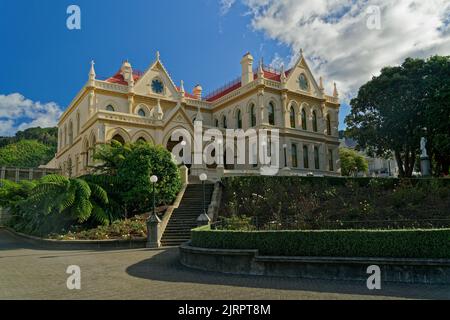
[150,175,158,217]
[197,173,211,227]
[199,173,207,215]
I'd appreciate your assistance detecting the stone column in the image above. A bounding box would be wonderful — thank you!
[281,93,288,128]
[179,165,189,185]
[257,89,265,126]
[146,214,162,248]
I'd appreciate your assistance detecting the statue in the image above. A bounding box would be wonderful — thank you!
[420,137,431,176]
[420,137,428,158]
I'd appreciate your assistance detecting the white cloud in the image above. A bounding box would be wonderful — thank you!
[0,93,62,136]
[240,0,450,102]
[220,0,237,15]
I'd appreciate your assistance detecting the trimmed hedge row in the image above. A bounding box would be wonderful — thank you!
[191,226,450,259]
[222,176,450,188]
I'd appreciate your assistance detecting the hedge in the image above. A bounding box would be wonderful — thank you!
[191,226,450,259]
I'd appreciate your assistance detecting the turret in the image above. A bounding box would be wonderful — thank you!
[193,84,203,99]
[120,60,134,87]
[240,52,254,86]
[88,60,96,86]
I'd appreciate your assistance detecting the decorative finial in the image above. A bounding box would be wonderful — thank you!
[280,64,287,83]
[319,76,324,90]
[333,82,339,98]
[156,51,160,61]
[89,60,96,77]
[180,80,185,93]
[258,60,264,79]
[300,48,304,57]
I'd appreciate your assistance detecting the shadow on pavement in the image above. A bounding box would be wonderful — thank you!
[126,247,450,300]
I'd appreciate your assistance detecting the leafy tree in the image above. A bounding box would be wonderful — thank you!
[346,56,450,177]
[422,56,450,175]
[0,140,56,167]
[93,140,182,218]
[339,148,369,177]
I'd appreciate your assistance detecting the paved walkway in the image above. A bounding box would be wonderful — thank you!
[0,229,449,300]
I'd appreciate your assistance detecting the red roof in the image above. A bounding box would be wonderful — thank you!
[104,66,291,102]
[204,67,292,102]
[106,70,143,85]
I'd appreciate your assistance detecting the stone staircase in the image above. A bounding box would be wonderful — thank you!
[161,184,214,247]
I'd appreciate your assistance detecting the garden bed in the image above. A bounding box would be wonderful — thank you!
[219,177,450,230]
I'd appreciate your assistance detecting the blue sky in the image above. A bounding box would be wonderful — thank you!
[1,0,449,136]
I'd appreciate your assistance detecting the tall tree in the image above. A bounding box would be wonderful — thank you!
[422,56,450,175]
[346,58,434,177]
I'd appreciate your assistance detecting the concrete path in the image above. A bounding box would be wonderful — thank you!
[0,229,449,300]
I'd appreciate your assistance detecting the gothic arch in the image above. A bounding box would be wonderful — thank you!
[133,103,152,117]
[132,130,155,144]
[106,128,131,143]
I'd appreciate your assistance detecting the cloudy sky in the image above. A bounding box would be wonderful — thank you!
[0,0,449,136]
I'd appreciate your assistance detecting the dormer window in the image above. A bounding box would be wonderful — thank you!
[151,79,164,94]
[106,105,115,112]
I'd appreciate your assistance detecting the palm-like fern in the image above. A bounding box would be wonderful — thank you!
[20,175,110,234]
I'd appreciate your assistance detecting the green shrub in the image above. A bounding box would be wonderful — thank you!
[222,215,255,231]
[220,176,450,230]
[191,227,450,259]
[6,175,110,236]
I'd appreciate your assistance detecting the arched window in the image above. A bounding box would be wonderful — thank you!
[291,144,298,168]
[214,118,219,127]
[301,109,307,130]
[290,106,296,128]
[303,145,309,169]
[222,115,227,129]
[328,149,334,171]
[314,146,320,170]
[64,125,67,146]
[68,121,73,145]
[76,112,80,136]
[138,109,146,117]
[312,110,318,132]
[268,102,275,125]
[106,104,115,112]
[137,137,147,143]
[237,110,242,129]
[250,104,256,127]
[83,140,89,168]
[112,134,125,145]
[326,114,332,136]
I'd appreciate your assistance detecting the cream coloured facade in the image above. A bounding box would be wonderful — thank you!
[53,51,341,179]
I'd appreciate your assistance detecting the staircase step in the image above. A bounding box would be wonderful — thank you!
[161,183,215,246]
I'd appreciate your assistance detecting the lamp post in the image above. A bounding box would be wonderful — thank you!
[146,175,161,248]
[150,175,158,217]
[197,173,211,227]
[199,173,207,215]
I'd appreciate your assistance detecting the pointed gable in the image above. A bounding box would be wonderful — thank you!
[286,52,323,98]
[133,57,180,100]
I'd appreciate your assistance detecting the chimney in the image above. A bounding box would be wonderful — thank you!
[240,52,254,86]
[193,84,203,99]
[121,60,134,86]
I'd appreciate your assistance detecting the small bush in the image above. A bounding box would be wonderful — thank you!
[191,227,450,259]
